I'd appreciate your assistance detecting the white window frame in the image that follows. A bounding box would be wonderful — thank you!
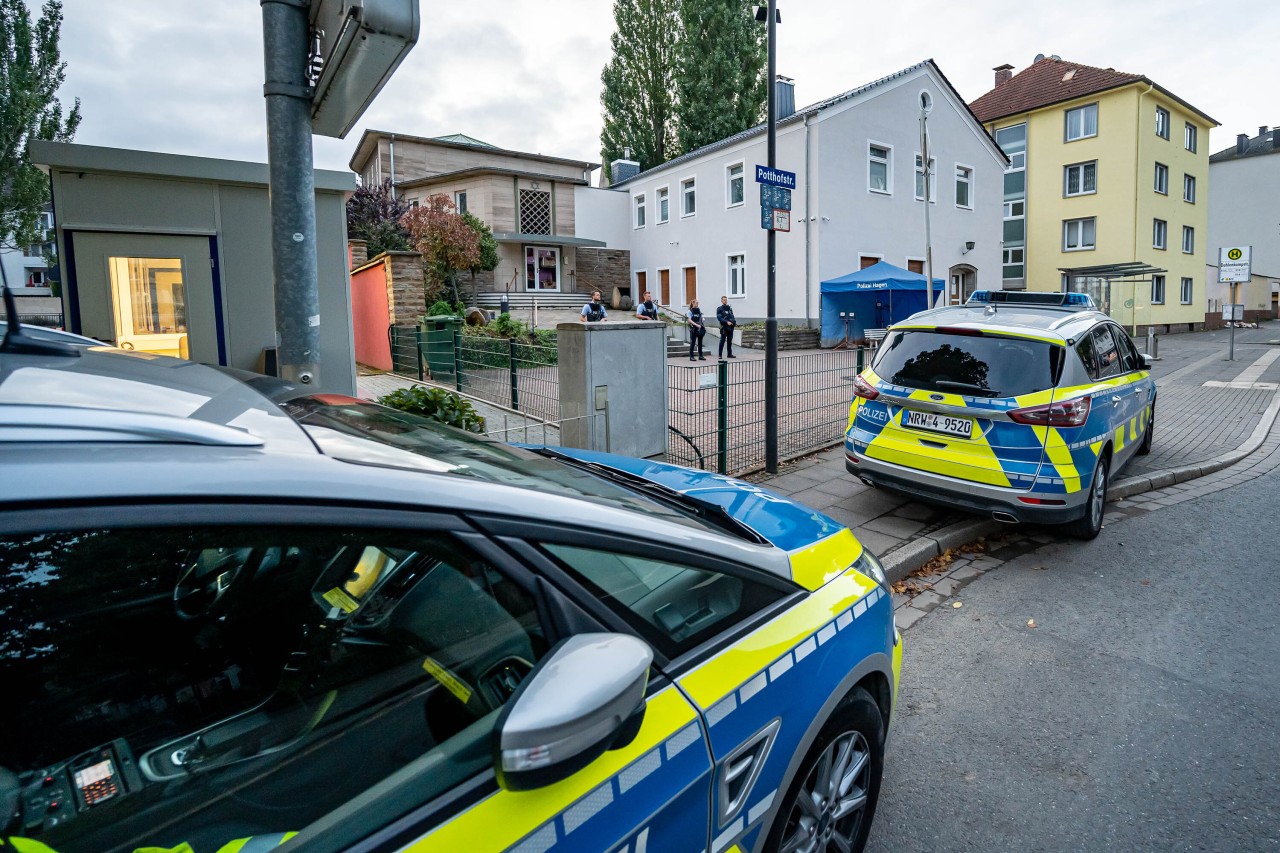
[1063,161,1097,197]
[1183,173,1196,204]
[633,192,646,229]
[1063,217,1097,252]
[1154,162,1169,195]
[726,161,745,208]
[1151,274,1166,305]
[453,190,468,214]
[680,176,697,218]
[867,141,892,196]
[1064,103,1098,142]
[1153,218,1167,250]
[1180,276,1194,305]
[726,252,746,298]
[914,153,937,202]
[1184,122,1198,153]
[904,256,926,275]
[1002,247,1025,278]
[656,185,670,224]
[1182,225,1195,254]
[1156,106,1170,140]
[954,163,973,209]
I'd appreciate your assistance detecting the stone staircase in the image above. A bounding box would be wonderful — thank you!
[475,292,585,311]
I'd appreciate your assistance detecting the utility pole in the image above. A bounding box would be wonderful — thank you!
[919,93,937,306]
[262,0,321,387]
[763,0,779,473]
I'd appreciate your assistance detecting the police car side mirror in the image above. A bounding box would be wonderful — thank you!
[493,633,652,792]
[1141,353,1154,369]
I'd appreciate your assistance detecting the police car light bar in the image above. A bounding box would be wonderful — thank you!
[966,290,1097,310]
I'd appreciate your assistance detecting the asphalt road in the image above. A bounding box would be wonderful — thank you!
[866,464,1280,851]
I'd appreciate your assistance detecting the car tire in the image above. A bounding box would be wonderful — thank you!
[1137,406,1154,456]
[763,687,884,853]
[1064,454,1109,541]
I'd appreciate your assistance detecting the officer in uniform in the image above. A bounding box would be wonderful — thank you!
[636,291,660,321]
[579,291,608,323]
[686,299,707,361]
[716,295,737,359]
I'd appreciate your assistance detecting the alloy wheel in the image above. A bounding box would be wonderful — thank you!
[779,729,872,853]
[1090,462,1107,529]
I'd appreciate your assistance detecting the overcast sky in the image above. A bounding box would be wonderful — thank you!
[46,0,1278,177]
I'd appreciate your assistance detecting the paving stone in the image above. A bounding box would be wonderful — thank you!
[907,590,945,613]
[810,476,870,499]
[895,607,927,631]
[929,576,962,598]
[891,592,910,610]
[849,527,901,557]
[838,489,910,519]
[786,486,844,511]
[892,502,939,521]
[822,505,885,531]
[946,562,987,582]
[861,514,928,539]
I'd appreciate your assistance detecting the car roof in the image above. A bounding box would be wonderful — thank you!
[891,302,1109,344]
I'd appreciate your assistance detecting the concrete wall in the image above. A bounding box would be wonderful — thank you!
[575,186,631,249]
[1209,150,1280,281]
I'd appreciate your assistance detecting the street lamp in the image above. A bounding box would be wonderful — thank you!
[754,1,780,472]
[918,90,940,307]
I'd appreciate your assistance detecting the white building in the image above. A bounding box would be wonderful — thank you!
[604,60,1007,340]
[1,204,55,297]
[1206,126,1280,320]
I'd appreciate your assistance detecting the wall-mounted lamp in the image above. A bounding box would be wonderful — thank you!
[961,241,975,255]
[821,216,831,222]
[669,241,679,246]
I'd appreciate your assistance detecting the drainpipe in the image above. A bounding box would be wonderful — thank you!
[1132,83,1154,335]
[803,112,812,324]
[388,134,396,196]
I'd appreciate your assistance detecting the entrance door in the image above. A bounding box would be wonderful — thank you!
[71,232,219,363]
[524,246,560,291]
[636,270,648,305]
[658,269,669,304]
[683,267,697,305]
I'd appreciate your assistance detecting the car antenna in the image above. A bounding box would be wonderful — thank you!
[0,270,80,357]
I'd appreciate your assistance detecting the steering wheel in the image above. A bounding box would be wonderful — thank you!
[174,547,262,620]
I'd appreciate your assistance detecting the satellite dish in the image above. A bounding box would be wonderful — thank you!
[1051,54,1061,61]
[1034,53,1046,62]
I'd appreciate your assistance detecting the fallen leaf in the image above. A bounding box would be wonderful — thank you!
[951,601,963,609]
[1140,579,1151,586]
[1026,618,1037,629]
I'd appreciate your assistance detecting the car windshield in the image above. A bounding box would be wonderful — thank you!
[873,330,1063,398]
[281,396,712,530]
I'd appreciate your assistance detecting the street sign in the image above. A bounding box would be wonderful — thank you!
[760,184,792,210]
[1218,245,1252,283]
[770,209,791,232]
[755,165,797,189]
[1223,303,1244,321]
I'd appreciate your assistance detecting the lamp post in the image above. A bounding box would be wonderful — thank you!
[919,91,938,307]
[755,1,780,473]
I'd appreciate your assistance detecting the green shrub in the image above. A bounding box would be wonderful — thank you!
[425,299,464,317]
[378,386,486,433]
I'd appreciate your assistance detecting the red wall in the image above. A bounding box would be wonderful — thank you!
[350,262,392,370]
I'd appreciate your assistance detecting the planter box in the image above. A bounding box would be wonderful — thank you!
[740,327,820,351]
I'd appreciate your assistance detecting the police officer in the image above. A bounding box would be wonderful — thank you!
[716,295,737,359]
[636,290,660,320]
[687,299,707,361]
[579,291,608,323]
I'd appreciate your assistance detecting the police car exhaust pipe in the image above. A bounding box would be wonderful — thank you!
[991,511,1019,524]
[859,476,875,489]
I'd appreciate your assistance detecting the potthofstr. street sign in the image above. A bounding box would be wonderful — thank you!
[755,165,797,189]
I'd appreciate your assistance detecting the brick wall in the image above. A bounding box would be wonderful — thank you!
[383,251,427,324]
[348,239,368,269]
[577,248,630,298]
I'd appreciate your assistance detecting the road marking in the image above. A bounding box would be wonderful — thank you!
[1203,349,1280,390]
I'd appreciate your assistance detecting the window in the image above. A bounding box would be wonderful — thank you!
[681,177,696,217]
[518,189,551,234]
[1002,247,1024,279]
[1063,161,1097,196]
[728,253,746,297]
[871,330,1058,398]
[1183,173,1196,203]
[955,165,973,208]
[657,186,670,223]
[1156,106,1170,139]
[1184,122,1198,152]
[407,198,420,209]
[1076,330,1101,380]
[1154,162,1169,195]
[453,190,468,215]
[1181,276,1194,304]
[542,544,785,659]
[1092,325,1123,378]
[525,245,560,290]
[1182,225,1194,254]
[634,193,646,228]
[868,144,891,194]
[27,269,46,286]
[108,256,188,358]
[0,525,550,852]
[726,162,744,206]
[996,124,1027,284]
[1153,219,1167,250]
[1065,103,1098,141]
[1063,217,1096,251]
[1151,274,1166,304]
[914,154,937,201]
[906,259,925,274]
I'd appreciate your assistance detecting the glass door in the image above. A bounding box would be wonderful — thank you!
[109,256,189,357]
[524,246,560,291]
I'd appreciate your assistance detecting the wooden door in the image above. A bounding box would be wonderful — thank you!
[860,256,880,270]
[658,269,669,304]
[907,259,924,274]
[684,267,697,304]
[636,270,647,304]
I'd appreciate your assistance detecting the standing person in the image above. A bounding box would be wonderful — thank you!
[636,290,660,320]
[716,295,737,359]
[686,299,707,361]
[579,291,608,323]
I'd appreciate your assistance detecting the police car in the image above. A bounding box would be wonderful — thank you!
[845,291,1155,539]
[0,313,900,853]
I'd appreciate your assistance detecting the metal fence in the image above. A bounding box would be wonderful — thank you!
[1,312,64,328]
[667,348,870,475]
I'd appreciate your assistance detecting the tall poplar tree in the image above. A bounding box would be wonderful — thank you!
[599,0,678,182]
[0,0,80,254]
[674,0,766,154]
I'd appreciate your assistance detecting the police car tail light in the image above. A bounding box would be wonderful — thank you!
[1008,396,1090,427]
[852,375,879,400]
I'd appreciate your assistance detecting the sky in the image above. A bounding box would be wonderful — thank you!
[42,0,1280,178]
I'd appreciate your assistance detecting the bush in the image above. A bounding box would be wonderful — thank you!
[457,318,559,368]
[426,299,464,317]
[378,386,486,433]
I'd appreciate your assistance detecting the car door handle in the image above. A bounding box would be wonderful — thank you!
[1111,395,1122,406]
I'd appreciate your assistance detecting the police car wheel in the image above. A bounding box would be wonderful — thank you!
[766,687,884,853]
[1137,410,1154,456]
[1064,455,1109,541]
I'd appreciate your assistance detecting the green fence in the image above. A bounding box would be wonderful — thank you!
[666,347,869,475]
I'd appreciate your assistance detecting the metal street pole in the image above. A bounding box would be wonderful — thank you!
[262,0,321,386]
[1229,281,1237,361]
[764,0,779,473]
[919,98,937,306]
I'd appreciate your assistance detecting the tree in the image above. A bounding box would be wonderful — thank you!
[402,194,479,306]
[345,179,411,258]
[599,0,678,181]
[460,211,499,303]
[0,0,80,255]
[674,0,767,154]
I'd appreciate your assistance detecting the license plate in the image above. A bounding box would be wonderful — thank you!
[903,410,973,439]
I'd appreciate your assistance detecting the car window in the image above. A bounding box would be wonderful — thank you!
[1092,326,1123,379]
[1115,328,1142,373]
[1075,330,1102,381]
[0,526,548,853]
[872,330,1063,398]
[542,543,786,659]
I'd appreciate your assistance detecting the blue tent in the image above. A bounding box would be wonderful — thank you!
[819,261,943,347]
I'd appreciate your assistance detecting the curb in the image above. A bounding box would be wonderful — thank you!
[880,518,1005,584]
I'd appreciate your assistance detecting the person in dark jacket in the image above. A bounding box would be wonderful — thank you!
[636,291,660,320]
[579,291,608,323]
[686,299,707,361]
[716,296,737,359]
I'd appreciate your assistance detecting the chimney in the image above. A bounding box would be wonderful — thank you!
[1274,127,1280,150]
[1237,133,1249,155]
[610,148,640,185]
[775,75,796,120]
[1260,125,1269,137]
[993,64,1014,87]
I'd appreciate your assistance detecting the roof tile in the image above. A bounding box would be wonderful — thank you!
[969,57,1144,123]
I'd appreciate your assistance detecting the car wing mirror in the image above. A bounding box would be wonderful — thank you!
[494,633,652,792]
[1141,353,1154,369]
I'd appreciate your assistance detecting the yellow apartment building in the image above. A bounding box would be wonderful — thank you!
[970,57,1218,333]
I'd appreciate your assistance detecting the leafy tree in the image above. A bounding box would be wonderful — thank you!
[461,211,499,303]
[0,0,80,255]
[345,179,411,258]
[599,0,678,181]
[402,194,479,306]
[674,0,767,153]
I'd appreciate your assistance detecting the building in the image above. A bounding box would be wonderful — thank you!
[969,56,1218,334]
[32,141,359,393]
[607,60,1007,339]
[1206,126,1280,321]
